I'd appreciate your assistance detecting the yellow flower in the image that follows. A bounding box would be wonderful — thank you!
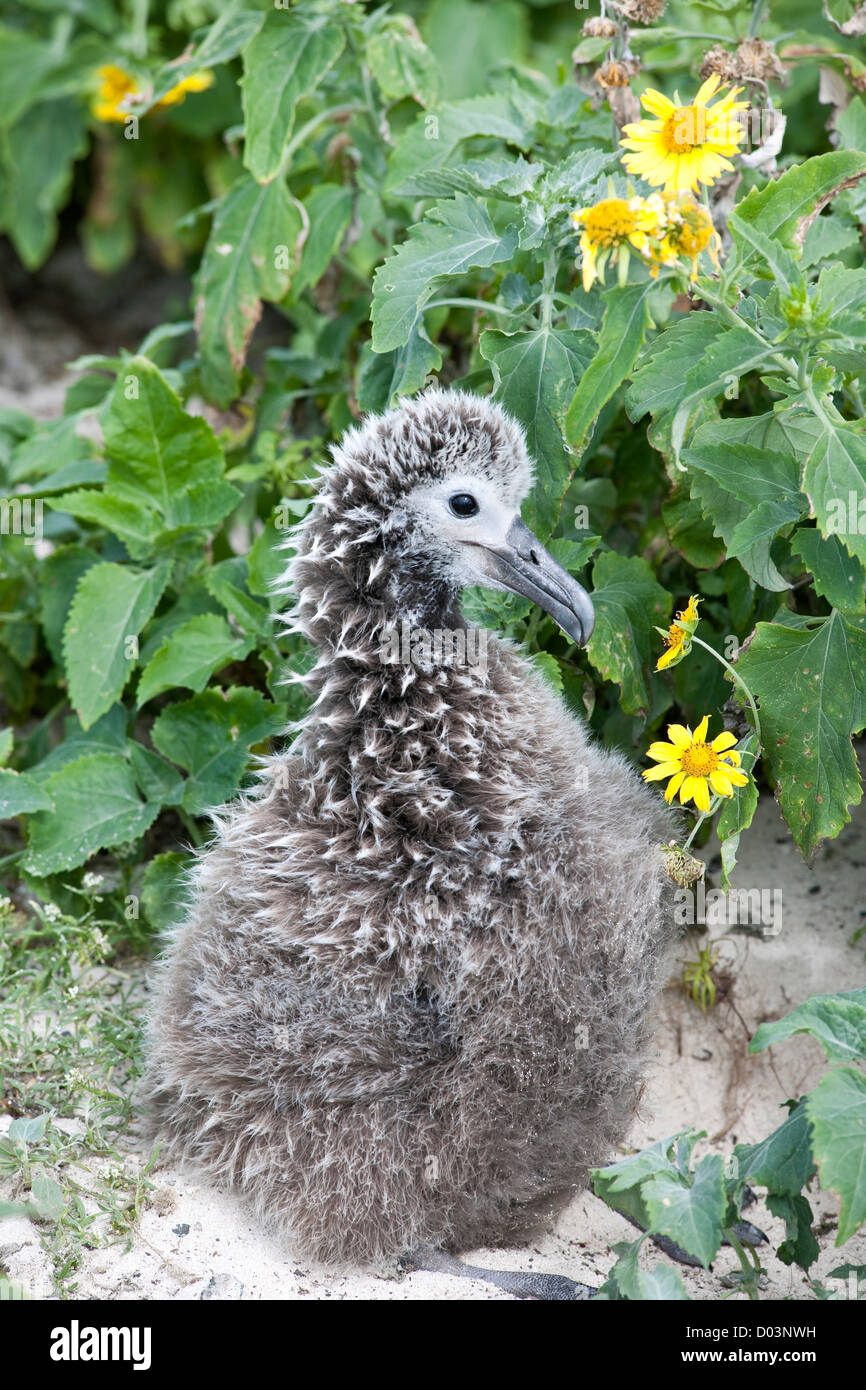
[92,64,213,122]
[571,196,662,291]
[656,594,700,670]
[654,196,722,279]
[620,74,749,194]
[643,716,749,813]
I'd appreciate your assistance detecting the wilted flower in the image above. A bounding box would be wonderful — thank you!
[583,16,618,38]
[654,197,721,278]
[571,195,662,290]
[620,74,748,193]
[655,594,700,670]
[700,38,786,88]
[92,64,213,123]
[616,0,668,23]
[595,58,641,90]
[644,716,749,813]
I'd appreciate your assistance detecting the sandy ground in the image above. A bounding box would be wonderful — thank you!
[2,782,864,1301]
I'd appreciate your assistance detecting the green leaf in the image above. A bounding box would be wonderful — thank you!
[601,1240,691,1301]
[292,184,354,296]
[662,492,726,569]
[385,95,530,194]
[204,561,270,637]
[0,728,12,766]
[137,614,254,705]
[1,97,87,268]
[807,1066,866,1244]
[626,313,724,424]
[734,150,866,249]
[585,552,671,715]
[241,10,345,183]
[38,544,98,666]
[735,614,866,858]
[150,10,265,106]
[670,327,777,465]
[30,1170,64,1222]
[49,491,161,559]
[530,652,563,693]
[728,209,803,294]
[63,561,171,730]
[141,851,192,931]
[356,330,442,413]
[28,707,128,783]
[371,194,518,353]
[103,357,236,517]
[480,326,594,533]
[151,687,285,814]
[195,175,302,406]
[682,441,805,510]
[726,497,804,558]
[736,1100,816,1198]
[0,769,53,817]
[643,1154,726,1268]
[801,417,866,570]
[23,753,159,875]
[127,742,184,807]
[717,733,759,889]
[791,528,866,615]
[564,281,655,457]
[766,1193,820,1270]
[366,17,441,106]
[750,987,866,1064]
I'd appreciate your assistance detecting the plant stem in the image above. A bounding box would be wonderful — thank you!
[280,105,362,174]
[747,0,769,37]
[425,297,517,318]
[690,634,762,750]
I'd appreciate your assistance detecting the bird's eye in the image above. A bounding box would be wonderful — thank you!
[449,493,479,518]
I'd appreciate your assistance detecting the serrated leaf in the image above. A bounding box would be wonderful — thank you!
[38,545,97,666]
[204,561,270,636]
[564,281,655,457]
[137,614,253,705]
[371,194,517,353]
[28,707,128,784]
[791,528,866,614]
[602,1240,691,1301]
[734,150,866,248]
[385,95,530,194]
[241,10,345,183]
[0,768,53,816]
[195,175,302,406]
[23,753,159,875]
[480,326,594,534]
[807,1066,866,1244]
[728,209,803,294]
[356,330,442,413]
[626,313,724,424]
[643,1154,726,1268]
[366,18,441,106]
[63,561,171,729]
[750,987,866,1063]
[670,327,777,464]
[726,497,804,557]
[801,418,866,570]
[717,732,759,889]
[151,687,285,814]
[585,552,671,714]
[734,614,866,857]
[530,652,563,693]
[682,441,805,509]
[49,490,161,559]
[735,1099,816,1197]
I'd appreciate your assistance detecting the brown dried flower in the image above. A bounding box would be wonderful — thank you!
[583,16,618,38]
[700,37,786,87]
[595,57,641,90]
[616,0,667,23]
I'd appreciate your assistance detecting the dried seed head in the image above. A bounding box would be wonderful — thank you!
[595,57,641,90]
[583,16,618,37]
[616,0,667,23]
[700,37,786,86]
[662,842,706,889]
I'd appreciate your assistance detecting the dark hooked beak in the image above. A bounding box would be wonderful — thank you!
[473,516,595,647]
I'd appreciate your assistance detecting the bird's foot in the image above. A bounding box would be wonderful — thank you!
[615,1184,768,1269]
[398,1246,596,1300]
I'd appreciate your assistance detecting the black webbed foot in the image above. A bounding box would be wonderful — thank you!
[398,1246,597,1300]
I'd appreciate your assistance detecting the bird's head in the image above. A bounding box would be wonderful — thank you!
[292,387,595,648]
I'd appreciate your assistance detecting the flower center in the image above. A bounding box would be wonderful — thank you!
[681,743,718,778]
[661,105,704,153]
[584,199,637,246]
[673,206,713,254]
[664,621,684,648]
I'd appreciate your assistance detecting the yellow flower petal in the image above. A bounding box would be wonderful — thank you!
[647,742,684,760]
[709,770,734,797]
[679,775,697,805]
[667,724,692,749]
[644,762,684,781]
[693,777,711,813]
[693,715,710,744]
[664,770,686,803]
[711,731,738,752]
